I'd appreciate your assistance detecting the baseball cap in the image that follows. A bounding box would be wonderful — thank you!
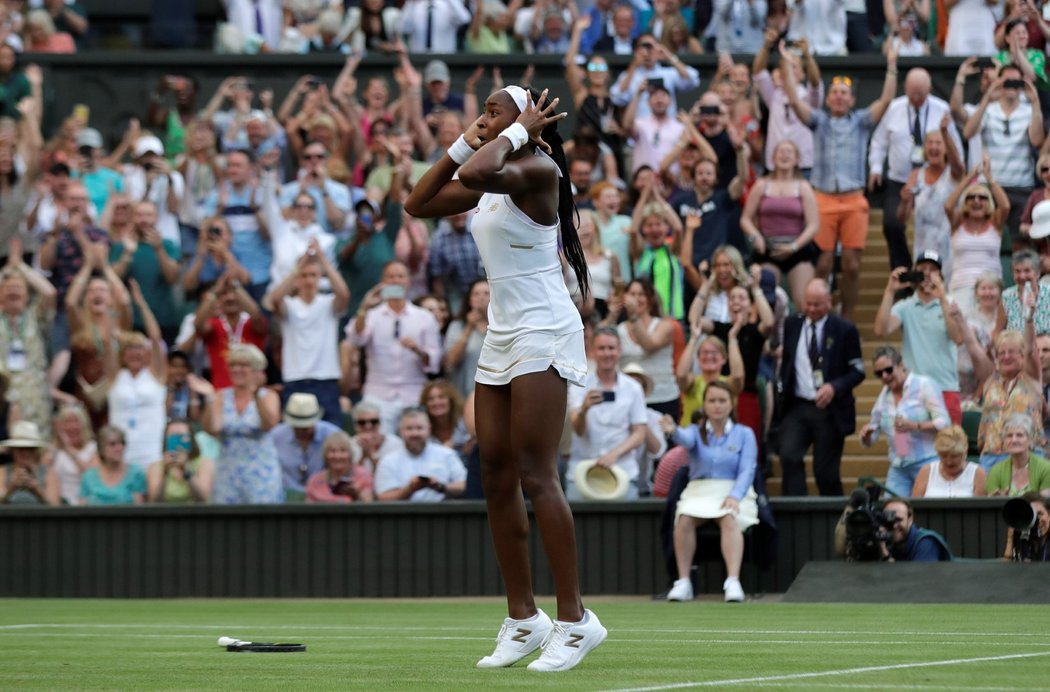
[423,60,451,84]
[914,249,942,270]
[133,135,165,158]
[76,128,104,150]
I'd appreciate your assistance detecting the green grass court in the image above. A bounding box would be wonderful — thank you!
[3,598,1048,690]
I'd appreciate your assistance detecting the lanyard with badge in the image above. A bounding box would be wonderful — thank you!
[220,312,249,346]
[2,312,27,373]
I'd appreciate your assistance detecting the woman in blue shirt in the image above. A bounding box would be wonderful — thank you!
[79,426,146,506]
[660,380,757,603]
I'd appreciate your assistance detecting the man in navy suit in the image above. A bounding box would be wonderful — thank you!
[777,279,866,496]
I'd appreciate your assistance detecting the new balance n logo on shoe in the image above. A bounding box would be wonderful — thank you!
[511,628,532,643]
[565,633,584,649]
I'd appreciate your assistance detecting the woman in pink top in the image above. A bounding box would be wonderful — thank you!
[305,431,375,503]
[944,156,1009,315]
[739,140,819,308]
[25,10,76,54]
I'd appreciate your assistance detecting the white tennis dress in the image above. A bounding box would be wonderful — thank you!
[470,191,586,387]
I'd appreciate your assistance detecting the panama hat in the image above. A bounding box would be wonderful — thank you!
[283,393,324,428]
[621,363,653,397]
[573,459,630,501]
[0,421,49,449]
[1030,200,1050,240]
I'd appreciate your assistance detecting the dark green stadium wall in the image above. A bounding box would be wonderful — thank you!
[0,499,1008,598]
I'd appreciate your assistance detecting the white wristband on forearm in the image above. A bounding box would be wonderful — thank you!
[498,122,529,152]
[447,135,475,165]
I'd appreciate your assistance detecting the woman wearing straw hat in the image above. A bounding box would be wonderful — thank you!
[660,380,758,603]
[0,421,57,505]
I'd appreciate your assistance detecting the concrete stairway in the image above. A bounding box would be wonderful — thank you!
[765,209,904,496]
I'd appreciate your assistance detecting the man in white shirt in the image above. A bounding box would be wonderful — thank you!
[263,241,350,427]
[786,0,846,56]
[869,68,960,271]
[399,0,472,53]
[591,4,637,54]
[610,33,701,119]
[567,327,648,500]
[374,408,467,501]
[346,260,443,435]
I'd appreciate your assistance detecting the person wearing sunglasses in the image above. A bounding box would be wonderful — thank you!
[874,251,965,425]
[567,17,626,171]
[278,141,351,235]
[880,498,952,561]
[962,64,1043,252]
[610,32,700,120]
[860,345,951,497]
[942,155,1010,315]
[200,148,269,302]
[349,399,404,475]
[346,260,442,436]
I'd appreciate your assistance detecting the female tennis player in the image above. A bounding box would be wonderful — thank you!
[406,85,605,672]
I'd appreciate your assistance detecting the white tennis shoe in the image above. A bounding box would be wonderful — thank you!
[724,577,745,603]
[667,578,694,601]
[526,609,607,672]
[476,609,554,668]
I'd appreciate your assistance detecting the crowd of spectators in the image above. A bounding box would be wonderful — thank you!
[0,1,1049,588]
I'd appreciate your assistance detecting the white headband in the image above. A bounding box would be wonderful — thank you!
[502,86,529,114]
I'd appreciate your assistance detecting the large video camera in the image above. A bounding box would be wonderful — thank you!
[842,487,897,561]
[1003,498,1045,562]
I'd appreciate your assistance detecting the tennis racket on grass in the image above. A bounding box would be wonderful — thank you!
[217,637,306,653]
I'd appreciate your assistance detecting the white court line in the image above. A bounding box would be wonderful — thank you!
[600,651,1050,692]
[0,623,1046,637]
[738,685,1029,691]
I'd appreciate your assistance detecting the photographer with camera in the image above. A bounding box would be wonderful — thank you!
[881,498,952,561]
[1003,492,1050,561]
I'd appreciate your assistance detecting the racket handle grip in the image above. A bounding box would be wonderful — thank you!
[218,637,245,647]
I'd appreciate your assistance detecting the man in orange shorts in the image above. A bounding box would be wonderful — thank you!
[779,42,900,320]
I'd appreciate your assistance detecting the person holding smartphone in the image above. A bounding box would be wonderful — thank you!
[264,243,350,427]
[146,418,214,503]
[962,65,1044,250]
[874,252,965,424]
[567,327,649,501]
[345,260,442,435]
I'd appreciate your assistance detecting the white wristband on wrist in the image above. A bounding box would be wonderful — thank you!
[447,135,475,165]
[498,122,529,152]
